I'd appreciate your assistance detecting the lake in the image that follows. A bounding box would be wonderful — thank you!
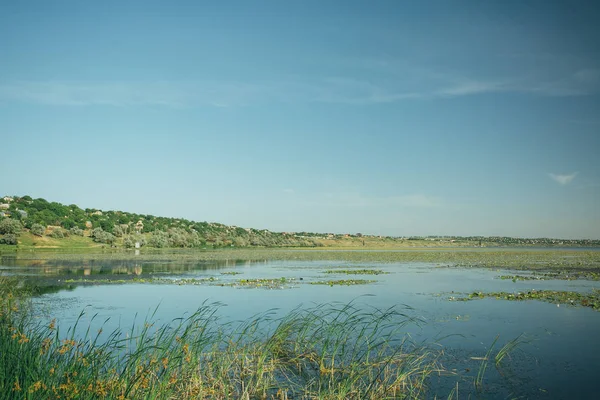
[2,252,600,399]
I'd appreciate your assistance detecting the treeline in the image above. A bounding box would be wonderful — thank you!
[0,195,322,248]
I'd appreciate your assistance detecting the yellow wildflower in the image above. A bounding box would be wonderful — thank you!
[18,333,29,344]
[28,380,45,393]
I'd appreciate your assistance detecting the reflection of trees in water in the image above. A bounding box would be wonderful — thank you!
[10,258,266,289]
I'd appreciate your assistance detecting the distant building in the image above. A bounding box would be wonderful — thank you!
[2,196,13,202]
[17,210,27,218]
[0,204,9,210]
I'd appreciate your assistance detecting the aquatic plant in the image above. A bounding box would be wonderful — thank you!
[219,277,297,289]
[450,289,600,311]
[310,279,376,286]
[323,269,388,275]
[1,279,445,399]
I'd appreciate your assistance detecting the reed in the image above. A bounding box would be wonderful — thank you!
[1,277,443,399]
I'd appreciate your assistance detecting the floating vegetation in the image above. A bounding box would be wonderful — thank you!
[62,277,218,285]
[497,275,541,282]
[218,277,297,289]
[220,271,242,275]
[450,289,600,311]
[310,279,376,286]
[498,271,600,282]
[323,268,388,275]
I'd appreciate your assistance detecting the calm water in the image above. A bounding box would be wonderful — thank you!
[3,256,600,399]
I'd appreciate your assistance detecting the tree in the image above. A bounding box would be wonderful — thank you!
[99,219,114,233]
[61,219,76,229]
[30,223,45,237]
[0,218,22,235]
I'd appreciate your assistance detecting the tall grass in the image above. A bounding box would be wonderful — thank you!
[1,277,443,399]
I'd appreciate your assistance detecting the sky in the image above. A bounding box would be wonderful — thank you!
[1,0,599,239]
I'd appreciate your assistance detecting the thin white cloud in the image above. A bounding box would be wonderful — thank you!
[436,80,507,96]
[549,172,578,185]
[0,81,265,108]
[1,65,598,108]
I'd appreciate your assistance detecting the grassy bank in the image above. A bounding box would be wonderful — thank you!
[1,276,443,399]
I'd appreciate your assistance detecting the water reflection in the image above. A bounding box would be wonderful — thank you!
[1,256,265,285]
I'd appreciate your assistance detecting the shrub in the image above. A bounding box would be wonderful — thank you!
[91,227,116,245]
[49,228,66,239]
[148,230,169,248]
[0,218,22,235]
[113,225,124,237]
[69,227,84,236]
[123,234,146,248]
[0,234,17,245]
[30,223,45,237]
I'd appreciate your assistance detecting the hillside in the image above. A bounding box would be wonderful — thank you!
[0,195,323,249]
[1,195,599,250]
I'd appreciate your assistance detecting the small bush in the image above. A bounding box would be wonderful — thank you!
[149,230,169,248]
[124,234,146,248]
[113,225,124,237]
[0,233,17,245]
[30,223,45,237]
[91,227,115,245]
[69,227,84,236]
[0,218,22,234]
[49,228,66,239]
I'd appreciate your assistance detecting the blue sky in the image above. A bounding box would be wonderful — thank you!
[1,0,599,238]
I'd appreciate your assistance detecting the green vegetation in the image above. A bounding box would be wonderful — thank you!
[219,277,297,289]
[310,279,376,286]
[61,277,218,286]
[498,271,600,281]
[1,277,445,399]
[0,195,323,250]
[2,194,599,251]
[324,269,388,275]
[449,289,600,311]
